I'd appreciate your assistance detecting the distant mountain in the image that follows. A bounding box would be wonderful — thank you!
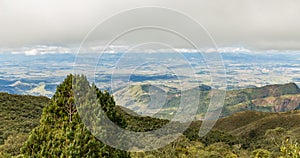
[226,94,300,113]
[26,83,53,97]
[114,82,300,119]
[222,82,300,116]
[8,81,31,87]
[113,84,173,116]
[0,79,57,97]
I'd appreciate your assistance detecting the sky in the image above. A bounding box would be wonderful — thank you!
[1,0,300,50]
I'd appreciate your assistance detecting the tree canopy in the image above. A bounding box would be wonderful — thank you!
[20,74,129,157]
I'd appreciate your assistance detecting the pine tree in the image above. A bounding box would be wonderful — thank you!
[21,74,129,157]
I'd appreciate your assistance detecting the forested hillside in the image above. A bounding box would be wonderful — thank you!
[0,92,49,156]
[1,75,300,157]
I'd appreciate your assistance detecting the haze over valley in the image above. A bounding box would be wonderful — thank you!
[1,47,299,98]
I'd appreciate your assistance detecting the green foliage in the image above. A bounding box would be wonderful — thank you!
[21,74,129,157]
[263,127,289,147]
[251,149,271,158]
[215,110,300,142]
[279,138,300,158]
[0,151,11,158]
[0,133,28,156]
[200,130,240,146]
[131,137,242,158]
[0,92,49,156]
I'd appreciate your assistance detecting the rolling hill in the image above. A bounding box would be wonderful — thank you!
[113,82,300,119]
[215,110,300,140]
[1,77,300,157]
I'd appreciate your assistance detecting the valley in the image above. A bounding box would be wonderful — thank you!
[0,51,300,98]
[1,75,300,157]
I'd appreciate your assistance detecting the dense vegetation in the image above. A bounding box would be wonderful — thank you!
[1,75,300,157]
[19,74,130,157]
[0,92,49,155]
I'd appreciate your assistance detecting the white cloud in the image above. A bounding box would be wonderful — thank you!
[217,47,251,53]
[139,47,251,53]
[1,0,300,50]
[9,45,73,56]
[24,49,39,56]
[4,45,300,56]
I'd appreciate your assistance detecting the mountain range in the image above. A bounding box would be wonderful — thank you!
[1,77,300,157]
[114,82,300,120]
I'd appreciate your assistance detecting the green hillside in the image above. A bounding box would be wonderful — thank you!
[222,82,300,116]
[0,92,49,155]
[215,110,300,141]
[1,76,300,157]
[118,82,300,119]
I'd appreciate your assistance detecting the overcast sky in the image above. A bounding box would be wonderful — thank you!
[1,0,300,50]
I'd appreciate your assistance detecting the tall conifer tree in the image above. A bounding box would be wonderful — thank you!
[21,74,129,157]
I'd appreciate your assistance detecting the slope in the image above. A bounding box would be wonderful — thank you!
[0,92,49,155]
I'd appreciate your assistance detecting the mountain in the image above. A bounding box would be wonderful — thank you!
[8,81,31,87]
[214,110,300,141]
[114,82,300,119]
[1,76,300,157]
[113,84,177,116]
[226,94,300,113]
[221,82,300,116]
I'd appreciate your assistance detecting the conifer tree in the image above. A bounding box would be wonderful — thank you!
[21,74,129,157]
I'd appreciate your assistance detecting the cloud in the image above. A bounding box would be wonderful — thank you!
[24,49,39,56]
[3,45,299,56]
[1,0,300,50]
[10,45,73,56]
[217,47,251,53]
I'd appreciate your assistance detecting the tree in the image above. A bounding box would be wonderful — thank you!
[21,74,129,157]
